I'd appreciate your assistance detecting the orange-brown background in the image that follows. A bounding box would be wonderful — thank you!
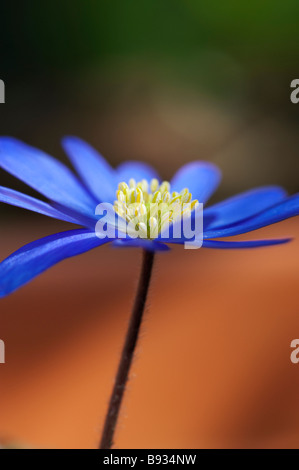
[0,217,298,449]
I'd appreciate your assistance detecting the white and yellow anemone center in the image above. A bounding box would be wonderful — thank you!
[114,178,198,239]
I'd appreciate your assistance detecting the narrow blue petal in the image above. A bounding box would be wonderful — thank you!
[0,186,81,224]
[203,194,299,239]
[62,136,117,203]
[205,186,287,229]
[203,238,291,249]
[170,162,221,204]
[51,202,101,229]
[0,229,109,297]
[0,137,96,215]
[117,161,160,184]
[112,238,170,251]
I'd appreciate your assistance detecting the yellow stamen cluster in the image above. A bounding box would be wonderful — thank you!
[114,178,198,239]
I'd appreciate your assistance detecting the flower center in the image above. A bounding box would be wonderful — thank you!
[114,178,198,239]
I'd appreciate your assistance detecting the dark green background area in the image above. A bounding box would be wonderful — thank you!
[0,0,298,216]
[2,1,299,71]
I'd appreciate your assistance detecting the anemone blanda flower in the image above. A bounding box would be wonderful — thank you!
[0,136,298,298]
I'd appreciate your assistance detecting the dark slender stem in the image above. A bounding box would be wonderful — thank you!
[99,249,155,449]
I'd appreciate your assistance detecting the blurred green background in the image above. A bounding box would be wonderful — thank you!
[0,0,298,213]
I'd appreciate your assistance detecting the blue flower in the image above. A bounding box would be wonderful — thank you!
[0,136,298,297]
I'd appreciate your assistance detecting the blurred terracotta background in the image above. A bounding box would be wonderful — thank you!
[0,218,299,449]
[0,0,299,449]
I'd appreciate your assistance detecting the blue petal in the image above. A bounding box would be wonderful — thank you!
[203,238,291,249]
[0,137,96,216]
[205,186,287,229]
[0,229,109,297]
[0,186,82,224]
[51,202,102,229]
[203,194,299,239]
[170,162,221,204]
[112,238,170,251]
[62,136,117,203]
[117,161,160,184]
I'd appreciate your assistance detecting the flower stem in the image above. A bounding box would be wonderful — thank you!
[99,249,155,449]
